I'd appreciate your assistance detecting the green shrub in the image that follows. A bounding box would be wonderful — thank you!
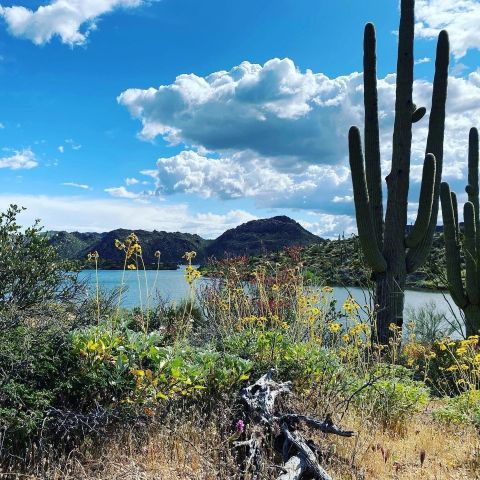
[71,324,252,408]
[0,205,79,315]
[0,322,75,453]
[222,329,346,396]
[351,364,429,432]
[405,301,456,343]
[433,389,480,427]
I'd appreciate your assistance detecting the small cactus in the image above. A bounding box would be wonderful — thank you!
[440,128,480,336]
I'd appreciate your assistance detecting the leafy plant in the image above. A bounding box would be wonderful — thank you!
[0,205,78,314]
[351,364,429,432]
[433,389,480,427]
[71,324,252,408]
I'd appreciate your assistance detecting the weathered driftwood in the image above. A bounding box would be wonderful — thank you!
[234,371,354,480]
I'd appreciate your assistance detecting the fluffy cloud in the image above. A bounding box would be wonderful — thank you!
[0,0,146,46]
[415,0,480,58]
[300,213,357,238]
[125,177,139,186]
[0,148,38,169]
[0,193,256,237]
[120,58,480,217]
[155,150,351,211]
[118,58,365,169]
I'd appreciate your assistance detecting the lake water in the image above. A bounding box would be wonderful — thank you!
[78,268,463,329]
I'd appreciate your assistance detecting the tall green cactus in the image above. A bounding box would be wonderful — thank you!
[440,128,480,337]
[348,0,449,344]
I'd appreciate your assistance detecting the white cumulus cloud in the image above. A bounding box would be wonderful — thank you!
[119,58,480,218]
[0,0,147,46]
[0,148,38,170]
[415,0,480,58]
[118,58,365,168]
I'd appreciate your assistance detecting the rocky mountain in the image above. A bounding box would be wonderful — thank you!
[48,229,210,269]
[48,216,322,268]
[205,216,322,258]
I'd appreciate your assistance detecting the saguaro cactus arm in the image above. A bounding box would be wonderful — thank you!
[440,182,468,308]
[451,191,459,243]
[406,30,449,272]
[363,22,383,248]
[466,128,480,296]
[464,201,479,304]
[466,128,480,218]
[405,153,436,248]
[348,127,387,272]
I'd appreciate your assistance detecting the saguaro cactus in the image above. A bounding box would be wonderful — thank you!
[440,128,480,337]
[348,0,449,344]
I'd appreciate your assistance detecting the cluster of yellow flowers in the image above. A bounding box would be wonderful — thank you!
[403,341,436,366]
[241,314,289,330]
[183,251,201,285]
[185,264,202,285]
[433,336,480,389]
[115,233,143,270]
[343,296,360,315]
[328,322,341,333]
[87,250,99,262]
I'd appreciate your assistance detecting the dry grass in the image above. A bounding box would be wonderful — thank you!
[331,413,479,479]
[3,406,477,480]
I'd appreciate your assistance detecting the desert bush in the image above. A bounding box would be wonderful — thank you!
[0,320,75,456]
[405,301,455,343]
[71,324,252,408]
[433,389,480,427]
[143,297,205,342]
[0,205,79,315]
[351,364,429,432]
[404,336,480,396]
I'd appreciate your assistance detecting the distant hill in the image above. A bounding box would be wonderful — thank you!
[205,215,322,258]
[48,229,210,269]
[48,216,322,268]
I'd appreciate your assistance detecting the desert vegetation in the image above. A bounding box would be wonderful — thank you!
[1,205,480,479]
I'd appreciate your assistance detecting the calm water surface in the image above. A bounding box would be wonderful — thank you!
[79,269,462,325]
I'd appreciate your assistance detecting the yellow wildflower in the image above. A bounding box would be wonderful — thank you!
[438,342,447,351]
[328,322,341,333]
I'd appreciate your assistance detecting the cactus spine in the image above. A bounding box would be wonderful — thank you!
[440,128,480,337]
[348,0,449,344]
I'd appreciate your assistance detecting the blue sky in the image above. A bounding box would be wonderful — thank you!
[0,0,479,237]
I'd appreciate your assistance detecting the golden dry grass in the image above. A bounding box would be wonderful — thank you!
[3,408,477,480]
